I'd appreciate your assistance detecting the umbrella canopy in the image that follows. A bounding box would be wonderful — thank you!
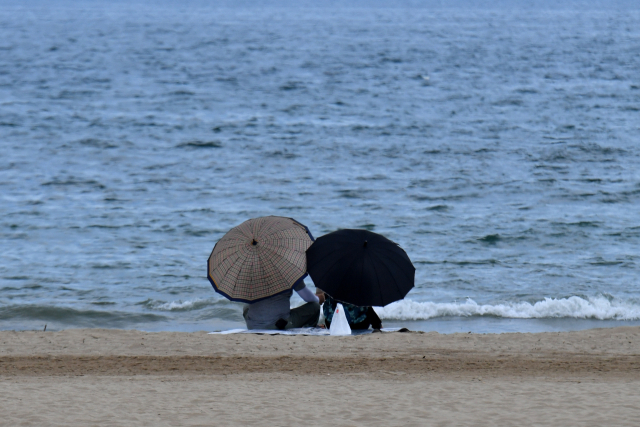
[208,216,314,303]
[306,229,415,307]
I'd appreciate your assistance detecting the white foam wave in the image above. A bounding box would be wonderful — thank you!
[375,296,640,321]
[154,298,207,311]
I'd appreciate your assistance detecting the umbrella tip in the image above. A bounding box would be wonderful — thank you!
[252,239,258,246]
[363,240,368,247]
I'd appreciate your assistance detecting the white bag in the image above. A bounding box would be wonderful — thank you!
[330,303,352,336]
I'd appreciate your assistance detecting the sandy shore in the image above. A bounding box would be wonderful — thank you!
[2,327,640,426]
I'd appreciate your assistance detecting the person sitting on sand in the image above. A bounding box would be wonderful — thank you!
[243,280,325,330]
[316,288,382,330]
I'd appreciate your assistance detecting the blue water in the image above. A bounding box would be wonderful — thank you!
[1,0,640,333]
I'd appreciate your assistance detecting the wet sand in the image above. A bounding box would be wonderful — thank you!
[2,327,640,426]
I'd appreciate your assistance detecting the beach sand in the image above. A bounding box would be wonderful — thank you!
[1,327,640,426]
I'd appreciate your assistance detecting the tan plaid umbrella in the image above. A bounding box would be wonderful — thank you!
[207,216,314,303]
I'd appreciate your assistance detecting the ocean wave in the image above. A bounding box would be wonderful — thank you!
[142,299,243,322]
[0,305,166,326]
[144,298,213,312]
[375,296,640,321]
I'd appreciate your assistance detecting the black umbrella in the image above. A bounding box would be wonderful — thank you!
[306,229,415,307]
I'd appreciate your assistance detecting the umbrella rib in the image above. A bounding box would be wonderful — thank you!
[306,244,352,280]
[258,248,288,285]
[213,238,251,256]
[260,227,308,241]
[332,252,363,300]
[359,250,367,303]
[375,253,411,302]
[308,237,372,286]
[237,250,257,298]
[309,250,352,289]
[248,249,275,299]
[216,248,250,291]
[377,250,414,282]
[218,235,251,245]
[260,244,307,271]
[257,245,304,287]
[308,233,377,272]
[371,245,414,277]
[213,237,253,258]
[376,256,401,304]
[261,238,312,256]
[368,250,385,306]
[372,244,410,260]
[257,217,302,240]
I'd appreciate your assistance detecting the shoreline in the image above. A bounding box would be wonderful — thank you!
[2,326,639,378]
[2,327,640,425]
[6,316,640,335]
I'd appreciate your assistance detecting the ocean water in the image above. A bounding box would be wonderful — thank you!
[1,0,640,333]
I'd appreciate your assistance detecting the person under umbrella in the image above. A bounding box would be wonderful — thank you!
[306,229,415,330]
[315,287,382,330]
[208,216,324,330]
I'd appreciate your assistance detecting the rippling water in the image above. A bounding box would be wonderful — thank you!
[1,1,640,332]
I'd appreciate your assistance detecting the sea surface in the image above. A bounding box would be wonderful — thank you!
[1,0,640,333]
